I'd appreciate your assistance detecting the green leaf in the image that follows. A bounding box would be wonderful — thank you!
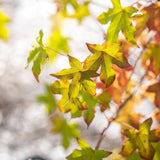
[120,118,160,160]
[82,79,96,96]
[69,72,81,99]
[26,30,48,82]
[51,115,80,149]
[153,142,160,160]
[51,55,99,97]
[69,1,90,23]
[100,53,115,87]
[80,90,99,127]
[86,43,130,87]
[37,84,57,114]
[98,91,111,111]
[66,138,111,160]
[69,56,83,70]
[83,51,102,71]
[47,29,69,61]
[98,0,137,44]
[0,11,10,41]
[51,68,79,80]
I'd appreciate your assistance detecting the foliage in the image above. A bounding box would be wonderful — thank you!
[0,11,9,41]
[1,0,159,159]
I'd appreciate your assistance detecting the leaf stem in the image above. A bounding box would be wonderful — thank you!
[42,45,68,57]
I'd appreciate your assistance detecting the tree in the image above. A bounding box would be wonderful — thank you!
[2,0,160,159]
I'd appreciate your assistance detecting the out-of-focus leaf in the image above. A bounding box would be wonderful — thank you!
[120,118,160,159]
[98,0,137,44]
[37,84,57,114]
[69,1,90,23]
[66,138,111,160]
[142,43,160,76]
[0,11,10,41]
[26,30,48,82]
[153,142,160,160]
[116,95,143,130]
[51,115,80,149]
[147,82,160,108]
[55,0,90,22]
[47,29,69,61]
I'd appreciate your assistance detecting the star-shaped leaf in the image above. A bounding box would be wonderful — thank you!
[51,115,80,149]
[26,30,48,82]
[70,1,90,23]
[37,84,57,114]
[66,138,111,160]
[0,11,10,41]
[120,118,160,159]
[51,56,99,98]
[147,82,160,109]
[85,43,130,87]
[50,80,88,117]
[98,0,137,44]
[47,29,69,61]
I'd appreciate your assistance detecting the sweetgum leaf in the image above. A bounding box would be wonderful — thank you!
[98,0,137,44]
[37,84,57,114]
[100,53,115,87]
[98,91,111,111]
[69,1,90,23]
[142,44,160,75]
[50,80,87,116]
[120,118,160,160]
[0,11,10,41]
[66,138,111,160]
[69,55,82,70]
[26,30,48,82]
[82,79,96,96]
[47,29,69,61]
[51,56,98,97]
[51,115,80,149]
[51,68,79,80]
[69,72,81,99]
[86,43,130,87]
[80,90,99,127]
[147,82,160,108]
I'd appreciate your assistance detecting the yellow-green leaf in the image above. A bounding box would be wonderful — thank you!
[66,138,111,160]
[51,115,80,149]
[0,11,10,41]
[26,30,48,82]
[120,118,160,160]
[98,0,137,44]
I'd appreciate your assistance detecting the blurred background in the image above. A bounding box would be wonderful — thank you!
[0,0,141,160]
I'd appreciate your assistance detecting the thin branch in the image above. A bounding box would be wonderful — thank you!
[42,45,68,57]
[94,34,153,150]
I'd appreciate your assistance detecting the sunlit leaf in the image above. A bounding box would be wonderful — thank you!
[86,43,130,87]
[26,30,48,82]
[66,138,111,160]
[120,118,160,159]
[98,0,137,44]
[0,11,10,41]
